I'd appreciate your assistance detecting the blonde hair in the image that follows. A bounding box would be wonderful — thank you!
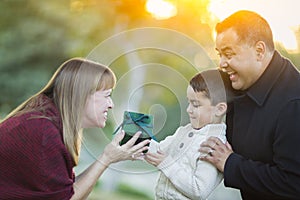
[4,58,116,165]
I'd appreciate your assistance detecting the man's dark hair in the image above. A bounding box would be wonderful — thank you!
[216,10,274,51]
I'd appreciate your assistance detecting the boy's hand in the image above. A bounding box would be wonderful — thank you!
[145,150,166,167]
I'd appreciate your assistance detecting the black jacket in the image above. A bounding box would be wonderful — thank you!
[224,51,300,199]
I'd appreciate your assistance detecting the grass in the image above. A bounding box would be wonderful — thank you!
[87,182,153,200]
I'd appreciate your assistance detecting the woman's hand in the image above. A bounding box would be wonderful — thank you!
[100,130,150,166]
[72,131,149,199]
[145,150,166,167]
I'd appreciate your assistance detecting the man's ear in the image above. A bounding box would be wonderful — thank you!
[255,41,266,61]
[215,102,227,117]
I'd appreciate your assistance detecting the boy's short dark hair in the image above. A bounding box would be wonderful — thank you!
[190,70,226,105]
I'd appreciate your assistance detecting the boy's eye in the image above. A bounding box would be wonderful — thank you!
[192,103,201,108]
[188,100,201,108]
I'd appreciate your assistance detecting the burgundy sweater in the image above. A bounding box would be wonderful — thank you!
[0,98,75,199]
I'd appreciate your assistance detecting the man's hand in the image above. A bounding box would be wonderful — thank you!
[199,136,233,172]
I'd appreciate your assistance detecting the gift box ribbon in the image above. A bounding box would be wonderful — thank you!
[113,112,157,141]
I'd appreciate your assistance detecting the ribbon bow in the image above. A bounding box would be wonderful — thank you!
[113,112,157,141]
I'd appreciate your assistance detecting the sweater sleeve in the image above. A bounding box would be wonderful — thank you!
[157,129,225,200]
[157,131,178,153]
[224,100,300,198]
[34,117,75,199]
[158,155,223,199]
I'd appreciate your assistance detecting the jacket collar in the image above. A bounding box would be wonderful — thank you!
[245,51,284,106]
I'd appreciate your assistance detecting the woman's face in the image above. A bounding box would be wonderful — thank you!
[82,89,114,128]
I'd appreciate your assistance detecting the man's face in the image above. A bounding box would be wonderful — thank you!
[216,28,263,90]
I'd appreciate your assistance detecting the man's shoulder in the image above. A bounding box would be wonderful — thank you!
[276,63,300,100]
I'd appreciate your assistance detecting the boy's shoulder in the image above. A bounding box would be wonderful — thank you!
[178,123,226,132]
[166,124,193,140]
[177,123,193,132]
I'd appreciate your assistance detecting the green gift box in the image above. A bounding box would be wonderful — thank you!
[113,111,156,146]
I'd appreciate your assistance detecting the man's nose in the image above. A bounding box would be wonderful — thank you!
[219,57,228,71]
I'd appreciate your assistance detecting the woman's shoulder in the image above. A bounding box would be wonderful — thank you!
[1,111,62,141]
[27,111,61,130]
[0,111,66,159]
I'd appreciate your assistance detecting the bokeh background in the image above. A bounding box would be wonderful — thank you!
[1,0,299,199]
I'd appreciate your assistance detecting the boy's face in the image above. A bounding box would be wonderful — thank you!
[186,85,216,129]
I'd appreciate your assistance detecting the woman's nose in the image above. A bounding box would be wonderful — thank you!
[108,98,114,109]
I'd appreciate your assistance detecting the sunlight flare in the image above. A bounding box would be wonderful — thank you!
[146,0,177,20]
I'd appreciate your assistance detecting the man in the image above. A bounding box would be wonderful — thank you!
[200,10,300,199]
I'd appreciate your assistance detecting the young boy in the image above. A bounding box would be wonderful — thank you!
[145,69,227,200]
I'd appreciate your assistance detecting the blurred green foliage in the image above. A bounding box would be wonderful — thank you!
[1,0,299,117]
[117,183,152,199]
[0,0,214,116]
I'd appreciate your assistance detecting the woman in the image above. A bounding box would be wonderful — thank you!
[0,58,149,200]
